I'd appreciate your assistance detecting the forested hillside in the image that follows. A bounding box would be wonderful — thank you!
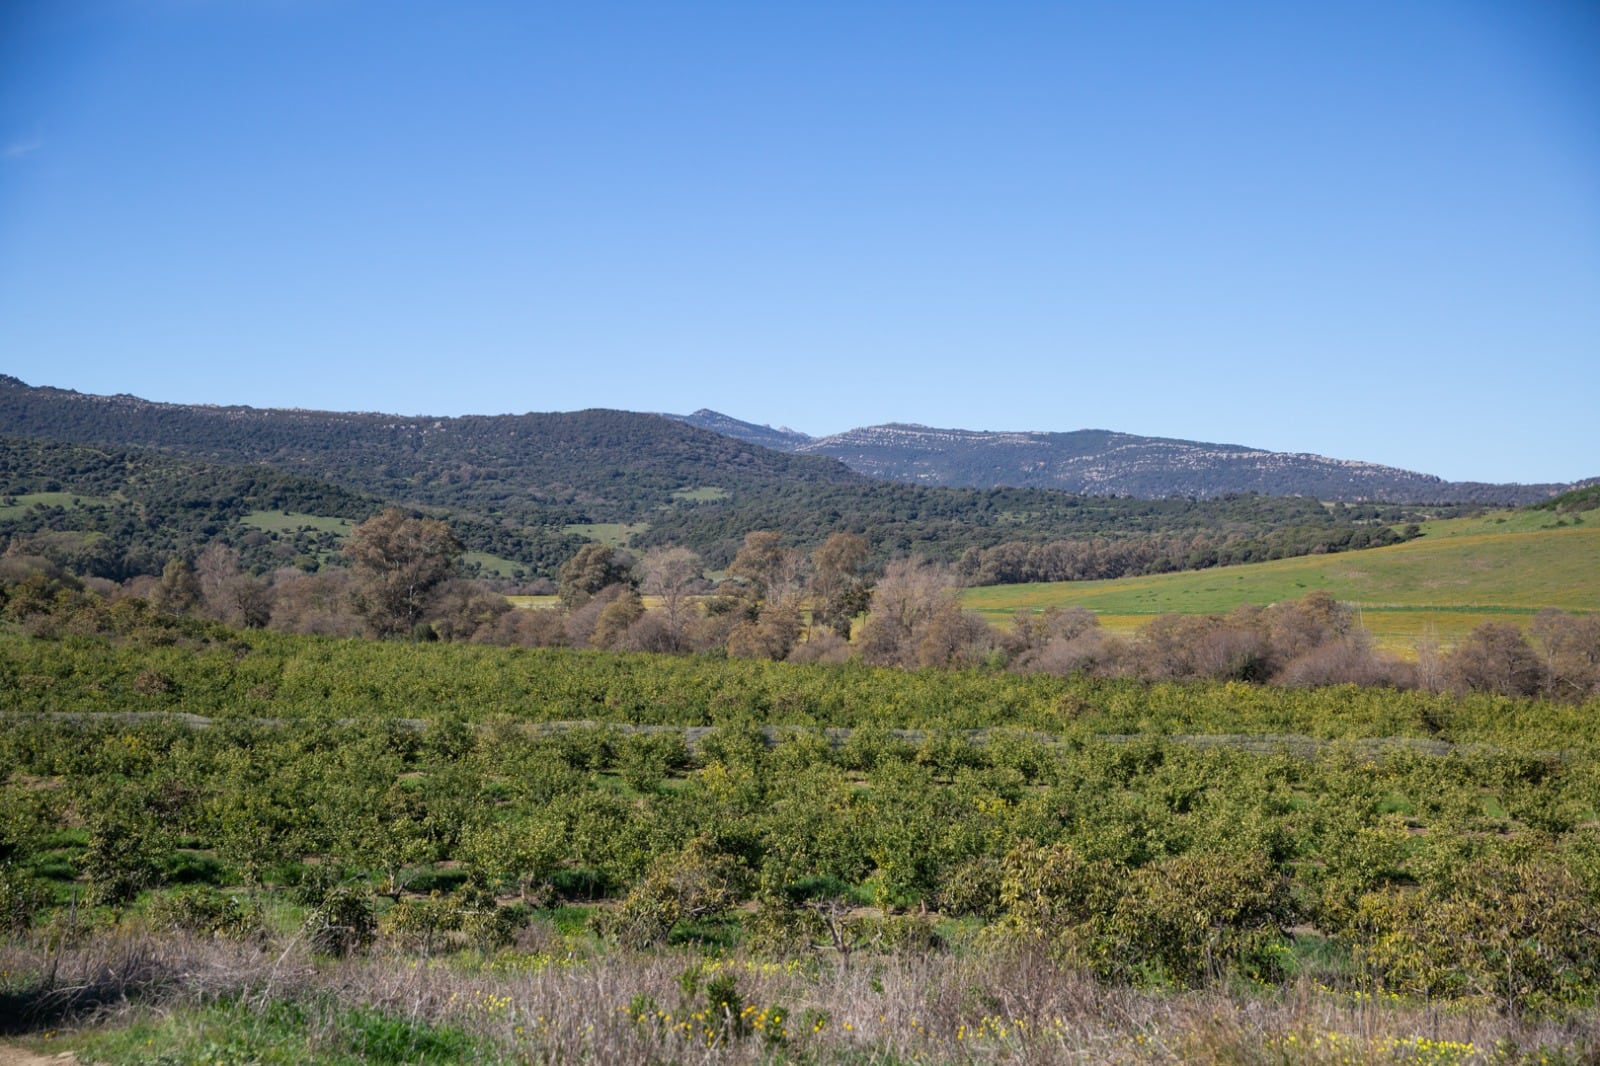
[636,481,1430,570]
[0,430,1436,583]
[0,437,582,581]
[0,437,377,578]
[0,377,1458,580]
[0,377,863,526]
[675,411,1580,504]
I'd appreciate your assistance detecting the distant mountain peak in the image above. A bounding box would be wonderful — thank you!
[667,410,813,449]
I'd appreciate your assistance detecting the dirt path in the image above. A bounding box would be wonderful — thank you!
[0,1046,76,1066]
[0,710,1494,759]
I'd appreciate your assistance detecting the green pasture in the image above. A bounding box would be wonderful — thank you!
[0,491,116,517]
[962,520,1600,652]
[240,515,522,577]
[241,511,358,535]
[562,522,649,547]
[1088,609,1537,653]
[670,486,730,502]
[462,551,528,579]
[509,593,669,611]
[1417,507,1588,538]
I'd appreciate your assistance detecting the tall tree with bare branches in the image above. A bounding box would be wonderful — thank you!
[344,508,462,637]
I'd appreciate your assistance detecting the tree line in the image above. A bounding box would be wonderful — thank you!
[2,510,1596,705]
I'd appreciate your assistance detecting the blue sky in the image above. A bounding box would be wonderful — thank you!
[1,1,1596,484]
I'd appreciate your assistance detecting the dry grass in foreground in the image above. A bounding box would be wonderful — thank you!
[2,930,1597,1065]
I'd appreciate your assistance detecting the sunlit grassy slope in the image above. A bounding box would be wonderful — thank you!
[0,491,117,517]
[241,510,357,535]
[461,551,533,579]
[961,512,1598,652]
[561,522,649,548]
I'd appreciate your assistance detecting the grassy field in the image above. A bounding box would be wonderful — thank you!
[670,486,731,502]
[240,510,358,535]
[240,514,526,578]
[462,550,530,579]
[0,491,116,518]
[962,515,1599,652]
[563,522,650,547]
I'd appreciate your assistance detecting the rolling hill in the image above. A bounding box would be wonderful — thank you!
[672,410,1581,504]
[961,506,1600,651]
[0,377,1507,579]
[0,377,863,528]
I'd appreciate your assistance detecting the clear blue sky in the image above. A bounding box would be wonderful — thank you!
[2,1,1596,484]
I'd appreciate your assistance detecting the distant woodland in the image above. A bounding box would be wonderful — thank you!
[0,427,1446,587]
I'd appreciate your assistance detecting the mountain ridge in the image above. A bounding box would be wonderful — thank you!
[0,377,865,527]
[3,379,1581,506]
[670,409,1579,504]
[0,377,1545,581]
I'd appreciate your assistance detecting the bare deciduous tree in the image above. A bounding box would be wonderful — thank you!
[1446,622,1545,697]
[1530,609,1600,702]
[857,558,991,668]
[639,546,703,651]
[344,508,462,637]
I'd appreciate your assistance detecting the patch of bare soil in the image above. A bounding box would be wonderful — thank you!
[0,1046,77,1066]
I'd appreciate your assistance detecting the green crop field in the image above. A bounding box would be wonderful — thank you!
[962,516,1599,652]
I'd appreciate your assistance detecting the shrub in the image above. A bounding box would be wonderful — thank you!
[1114,850,1295,985]
[994,842,1294,986]
[935,855,1003,919]
[1354,856,1600,1013]
[82,819,168,906]
[704,973,751,1042]
[146,886,262,939]
[601,836,746,948]
[453,881,518,953]
[993,840,1125,973]
[0,863,50,934]
[616,732,688,793]
[379,892,456,955]
[303,885,376,957]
